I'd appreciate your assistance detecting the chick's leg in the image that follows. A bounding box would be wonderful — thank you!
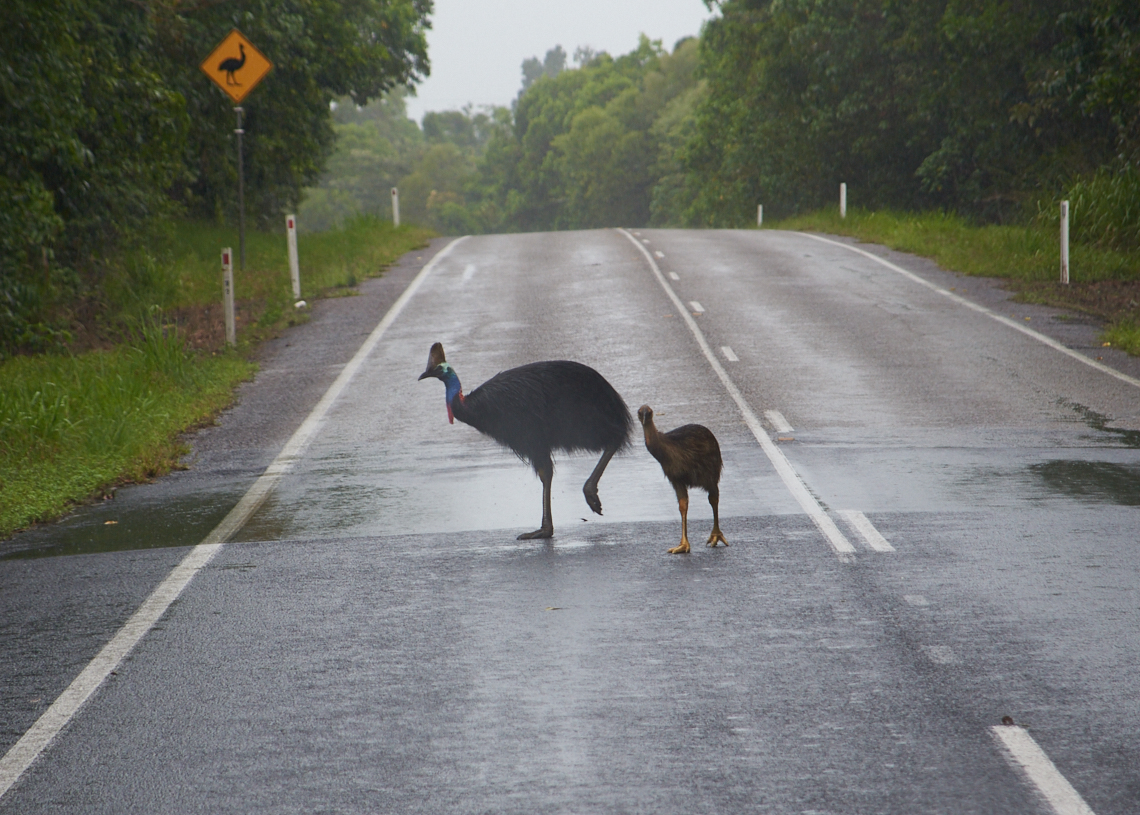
[706,486,727,547]
[668,485,691,554]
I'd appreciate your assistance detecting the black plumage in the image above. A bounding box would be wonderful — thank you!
[637,404,727,554]
[419,342,632,539]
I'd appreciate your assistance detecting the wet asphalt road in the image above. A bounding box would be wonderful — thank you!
[2,229,1139,813]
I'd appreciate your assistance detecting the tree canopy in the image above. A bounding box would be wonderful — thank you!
[1,0,431,352]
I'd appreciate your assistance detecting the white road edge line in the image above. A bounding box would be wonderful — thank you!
[837,509,895,552]
[991,726,1097,815]
[0,236,470,802]
[764,409,794,434]
[800,232,1140,392]
[619,229,856,559]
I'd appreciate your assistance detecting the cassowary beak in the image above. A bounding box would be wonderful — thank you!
[418,365,439,381]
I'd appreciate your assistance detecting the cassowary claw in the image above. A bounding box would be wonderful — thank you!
[583,485,603,515]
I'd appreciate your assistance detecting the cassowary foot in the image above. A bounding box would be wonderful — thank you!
[668,539,691,554]
[583,485,603,516]
[706,528,728,547]
[518,526,554,540]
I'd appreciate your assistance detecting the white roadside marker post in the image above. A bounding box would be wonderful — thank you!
[286,214,301,300]
[758,204,763,226]
[1060,200,1070,285]
[222,247,236,347]
[840,182,847,218]
[391,187,400,227]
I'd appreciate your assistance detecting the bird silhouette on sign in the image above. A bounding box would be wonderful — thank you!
[218,44,246,85]
[419,342,632,540]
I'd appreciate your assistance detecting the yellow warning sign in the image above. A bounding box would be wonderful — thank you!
[200,29,272,104]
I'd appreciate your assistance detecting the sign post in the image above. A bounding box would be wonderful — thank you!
[200,30,273,273]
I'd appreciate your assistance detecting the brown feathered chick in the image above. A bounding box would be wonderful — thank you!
[638,404,727,554]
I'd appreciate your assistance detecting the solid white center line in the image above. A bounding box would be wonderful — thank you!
[721,346,739,362]
[0,237,471,803]
[689,301,705,313]
[764,409,794,434]
[619,228,856,560]
[991,726,1097,815]
[838,509,895,552]
[668,272,680,281]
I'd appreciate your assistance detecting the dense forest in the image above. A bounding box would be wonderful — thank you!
[1,0,430,353]
[311,0,1138,245]
[3,0,1139,356]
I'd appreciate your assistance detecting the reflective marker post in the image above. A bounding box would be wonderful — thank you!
[222,247,236,346]
[840,182,847,218]
[391,187,400,227]
[1060,200,1070,285]
[286,214,301,299]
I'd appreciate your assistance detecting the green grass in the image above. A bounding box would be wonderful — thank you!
[161,215,435,309]
[1,216,435,539]
[0,322,254,537]
[774,208,1139,283]
[1103,321,1140,356]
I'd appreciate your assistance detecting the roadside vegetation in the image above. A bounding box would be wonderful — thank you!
[0,218,431,538]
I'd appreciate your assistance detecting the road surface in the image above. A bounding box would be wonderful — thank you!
[2,228,1138,813]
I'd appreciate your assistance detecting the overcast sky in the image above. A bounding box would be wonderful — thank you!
[403,0,715,122]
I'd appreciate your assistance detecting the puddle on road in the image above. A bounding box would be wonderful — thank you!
[1028,460,1140,506]
[0,492,240,560]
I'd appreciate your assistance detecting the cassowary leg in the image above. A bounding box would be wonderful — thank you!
[706,486,728,547]
[518,458,555,540]
[582,446,618,516]
[668,485,691,554]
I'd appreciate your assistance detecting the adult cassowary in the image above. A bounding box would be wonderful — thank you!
[419,342,632,539]
[637,404,727,554]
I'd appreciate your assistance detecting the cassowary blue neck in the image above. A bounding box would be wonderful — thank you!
[441,368,464,423]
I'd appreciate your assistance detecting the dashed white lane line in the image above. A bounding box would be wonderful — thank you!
[801,232,1140,392]
[0,237,471,803]
[838,509,895,552]
[764,409,794,434]
[689,301,705,313]
[720,346,739,362]
[641,238,650,244]
[461,263,476,282]
[991,726,1097,815]
[654,250,664,259]
[619,228,856,560]
[668,272,680,281]
[903,594,930,607]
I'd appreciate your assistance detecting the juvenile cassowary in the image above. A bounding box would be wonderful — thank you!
[419,342,632,539]
[637,404,727,554]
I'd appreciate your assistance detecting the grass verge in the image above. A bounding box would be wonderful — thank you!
[773,209,1140,350]
[1,216,434,539]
